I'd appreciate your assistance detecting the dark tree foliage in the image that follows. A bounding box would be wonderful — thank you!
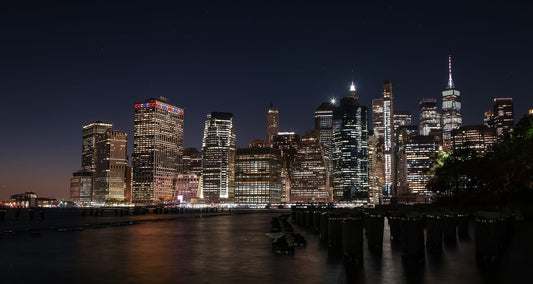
[428,115,533,206]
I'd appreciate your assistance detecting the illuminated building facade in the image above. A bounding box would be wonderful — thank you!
[272,132,300,202]
[94,129,128,203]
[201,112,236,203]
[314,101,335,173]
[395,125,419,196]
[267,104,279,146]
[452,125,497,156]
[371,81,395,203]
[234,146,282,204]
[419,98,441,136]
[405,135,438,195]
[393,111,412,130]
[493,98,514,138]
[82,121,112,171]
[132,98,184,204]
[484,110,495,128]
[332,82,369,202]
[70,170,93,203]
[442,55,462,151]
[290,132,331,203]
[173,174,199,203]
[367,135,381,204]
[183,148,202,177]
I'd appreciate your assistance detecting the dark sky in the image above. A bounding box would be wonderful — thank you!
[1,1,532,200]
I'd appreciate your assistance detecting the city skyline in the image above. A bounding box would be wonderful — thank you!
[2,1,533,200]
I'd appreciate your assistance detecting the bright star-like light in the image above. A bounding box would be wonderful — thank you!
[330,98,336,105]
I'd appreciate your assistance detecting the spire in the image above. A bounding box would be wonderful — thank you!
[447,54,455,89]
[350,81,356,92]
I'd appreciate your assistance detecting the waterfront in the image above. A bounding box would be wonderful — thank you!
[1,212,531,283]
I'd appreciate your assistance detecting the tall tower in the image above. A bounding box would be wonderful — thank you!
[267,104,279,146]
[314,101,335,173]
[419,98,442,136]
[201,112,236,203]
[132,98,184,204]
[442,55,462,151]
[82,121,112,171]
[332,82,369,202]
[94,129,128,204]
[493,98,514,138]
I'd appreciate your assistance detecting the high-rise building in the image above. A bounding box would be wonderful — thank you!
[82,121,113,171]
[70,170,93,203]
[332,82,369,202]
[183,148,202,177]
[367,135,381,204]
[290,131,331,203]
[314,101,335,173]
[272,132,300,203]
[419,98,441,136]
[484,110,495,128]
[132,98,184,204]
[94,129,128,204]
[404,135,438,196]
[393,111,412,130]
[201,112,236,203]
[267,104,279,146]
[395,125,419,197]
[235,146,282,204]
[452,125,497,157]
[442,55,462,151]
[493,98,514,138]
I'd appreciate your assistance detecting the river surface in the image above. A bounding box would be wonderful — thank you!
[1,212,530,283]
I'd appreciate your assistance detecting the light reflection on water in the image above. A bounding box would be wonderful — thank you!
[0,213,528,283]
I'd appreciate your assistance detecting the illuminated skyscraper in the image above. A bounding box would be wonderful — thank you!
[235,145,282,204]
[267,104,279,146]
[371,81,395,202]
[452,125,497,157]
[332,82,369,202]
[132,98,184,204]
[493,98,514,138]
[183,148,202,177]
[201,112,236,203]
[314,101,335,172]
[405,135,438,196]
[442,55,462,151]
[393,111,412,130]
[272,132,300,202]
[419,98,441,136]
[290,131,332,203]
[94,129,128,204]
[82,121,113,171]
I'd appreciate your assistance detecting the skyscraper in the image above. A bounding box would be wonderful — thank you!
[452,125,497,157]
[235,145,282,204]
[483,110,495,128]
[442,55,462,151]
[332,82,369,202]
[493,98,514,138]
[272,132,300,203]
[314,101,335,172]
[82,121,113,171]
[267,104,279,146]
[393,111,412,130]
[93,129,128,204]
[132,98,184,204]
[419,98,441,136]
[404,135,438,198]
[290,131,332,203]
[201,112,236,203]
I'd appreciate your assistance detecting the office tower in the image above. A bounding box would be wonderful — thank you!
[70,170,93,203]
[201,112,236,203]
[272,132,301,202]
[290,131,331,203]
[393,111,412,130]
[395,125,419,197]
[132,98,184,204]
[484,110,495,128]
[493,98,514,138]
[367,135,381,204]
[314,101,335,173]
[419,99,441,136]
[267,104,279,146]
[332,82,369,202]
[183,148,202,177]
[173,174,200,203]
[442,55,462,151]
[234,145,282,204]
[94,129,128,204]
[452,125,497,157]
[82,121,113,171]
[405,135,438,198]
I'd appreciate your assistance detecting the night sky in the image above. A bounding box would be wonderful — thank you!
[1,1,532,200]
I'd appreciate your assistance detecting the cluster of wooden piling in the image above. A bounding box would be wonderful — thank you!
[291,207,515,266]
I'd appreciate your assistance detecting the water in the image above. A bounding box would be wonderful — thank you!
[1,212,530,283]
